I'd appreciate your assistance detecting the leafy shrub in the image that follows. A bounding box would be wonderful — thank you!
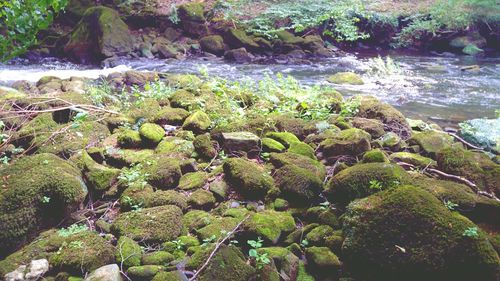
[0,0,68,61]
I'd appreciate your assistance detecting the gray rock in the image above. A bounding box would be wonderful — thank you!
[25,259,49,281]
[84,264,123,281]
[459,118,499,153]
[222,132,261,154]
[4,265,26,281]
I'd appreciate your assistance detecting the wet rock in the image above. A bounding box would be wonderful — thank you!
[84,264,122,281]
[64,6,133,63]
[0,153,87,255]
[224,48,252,63]
[342,185,500,281]
[327,72,364,85]
[200,35,225,56]
[222,131,261,155]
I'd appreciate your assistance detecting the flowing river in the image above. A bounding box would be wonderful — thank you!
[1,52,499,127]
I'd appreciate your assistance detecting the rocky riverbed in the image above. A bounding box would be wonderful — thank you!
[0,69,499,281]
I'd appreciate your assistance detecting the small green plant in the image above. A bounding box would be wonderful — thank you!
[71,110,89,128]
[300,239,309,248]
[462,227,479,238]
[118,163,150,188]
[444,200,459,211]
[319,201,331,210]
[369,180,383,190]
[172,239,186,251]
[122,196,143,212]
[202,235,217,247]
[168,4,180,24]
[0,156,10,165]
[247,237,270,269]
[339,97,361,117]
[41,196,51,204]
[58,224,89,237]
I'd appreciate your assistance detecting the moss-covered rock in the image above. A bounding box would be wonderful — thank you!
[352,117,386,138]
[262,137,286,153]
[143,156,182,189]
[0,229,114,276]
[200,35,225,55]
[409,130,454,157]
[182,111,211,133]
[327,72,364,85]
[244,210,296,244]
[0,153,88,255]
[78,151,119,192]
[362,149,389,163]
[193,134,217,160]
[325,163,410,207]
[223,158,274,200]
[273,164,323,206]
[116,236,142,268]
[265,132,300,148]
[64,6,133,63]
[195,217,240,240]
[177,2,208,36]
[142,251,174,266]
[342,185,500,281]
[156,137,194,157]
[111,205,183,243]
[437,146,500,197]
[178,172,208,190]
[225,28,260,51]
[152,270,185,281]
[257,247,299,280]
[288,141,316,159]
[305,225,335,246]
[189,189,216,210]
[183,210,214,232]
[319,128,372,158]
[305,246,341,275]
[120,185,188,211]
[150,107,190,126]
[127,265,165,280]
[305,207,340,229]
[139,123,165,145]
[389,152,436,168]
[117,128,142,148]
[221,132,261,155]
[270,152,326,179]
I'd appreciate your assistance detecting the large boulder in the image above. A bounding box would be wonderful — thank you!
[178,3,208,37]
[200,35,225,56]
[0,154,88,256]
[319,128,372,158]
[342,185,500,281]
[223,158,274,200]
[64,6,134,63]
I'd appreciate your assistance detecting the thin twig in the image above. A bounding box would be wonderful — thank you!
[189,215,250,281]
[447,132,483,150]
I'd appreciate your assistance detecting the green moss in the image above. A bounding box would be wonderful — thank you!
[265,132,300,148]
[189,189,216,210]
[79,151,119,192]
[305,225,335,245]
[274,198,289,211]
[182,111,211,133]
[0,153,88,255]
[223,158,274,200]
[352,117,386,138]
[325,162,410,207]
[276,30,305,44]
[143,156,182,189]
[150,107,190,126]
[0,229,114,276]
[193,134,217,160]
[327,72,364,85]
[127,265,165,280]
[183,210,214,232]
[178,172,208,190]
[409,130,454,157]
[139,123,165,144]
[117,128,142,148]
[106,148,154,167]
[306,207,340,229]
[288,141,316,159]
[121,185,188,211]
[262,137,286,153]
[356,96,410,138]
[257,247,299,279]
[196,217,240,240]
[244,210,296,244]
[178,2,205,21]
[342,185,500,281]
[270,152,326,179]
[167,74,202,91]
[200,35,225,55]
[111,205,183,243]
[198,245,256,281]
[362,149,389,163]
[305,246,341,274]
[226,28,260,50]
[142,251,175,266]
[156,137,194,157]
[319,128,372,158]
[389,152,436,168]
[296,261,315,281]
[116,236,142,268]
[152,271,184,281]
[285,223,320,244]
[273,164,323,206]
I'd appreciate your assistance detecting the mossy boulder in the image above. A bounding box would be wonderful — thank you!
[352,117,386,138]
[195,217,240,240]
[409,130,454,157]
[79,151,119,192]
[262,137,286,153]
[356,96,411,139]
[193,245,255,281]
[265,132,300,148]
[288,141,316,159]
[156,137,194,157]
[243,210,296,244]
[143,156,182,189]
[225,28,260,51]
[111,205,183,243]
[342,185,500,281]
[0,153,88,256]
[193,134,217,160]
[139,123,165,145]
[325,163,410,207]
[177,2,208,36]
[389,151,436,168]
[223,158,274,200]
[0,229,114,276]
[142,251,175,266]
[189,189,216,210]
[437,146,500,197]
[64,6,133,63]
[127,265,165,280]
[221,132,261,155]
[152,270,185,281]
[305,207,340,229]
[270,152,326,179]
[120,185,188,211]
[116,236,142,268]
[182,111,211,133]
[150,107,190,126]
[178,172,208,190]
[183,210,214,232]
[273,164,323,206]
[362,149,389,163]
[117,128,142,148]
[327,72,364,85]
[306,225,335,246]
[200,35,225,55]
[319,128,372,158]
[257,247,299,280]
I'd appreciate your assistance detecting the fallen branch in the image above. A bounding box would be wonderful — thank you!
[189,215,250,281]
[447,132,482,150]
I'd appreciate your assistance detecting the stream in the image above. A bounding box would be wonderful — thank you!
[1,52,499,127]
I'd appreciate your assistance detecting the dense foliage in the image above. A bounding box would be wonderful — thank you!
[0,0,68,61]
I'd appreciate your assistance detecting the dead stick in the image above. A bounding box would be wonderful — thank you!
[447,132,483,150]
[189,215,250,281]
